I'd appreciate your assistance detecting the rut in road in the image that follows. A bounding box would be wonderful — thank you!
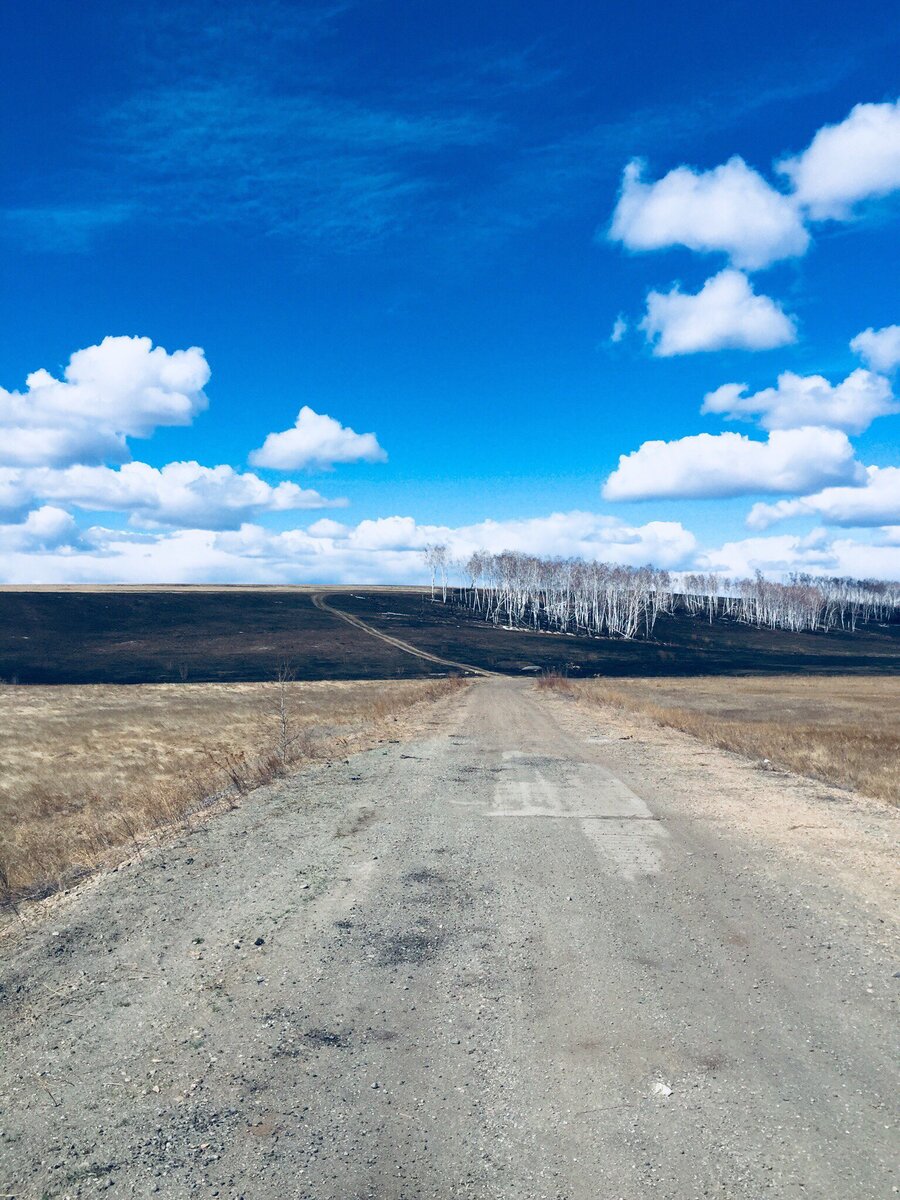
[1,678,896,1199]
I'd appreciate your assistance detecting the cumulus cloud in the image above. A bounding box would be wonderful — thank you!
[702,368,897,434]
[283,510,699,569]
[602,427,864,501]
[700,528,900,580]
[0,462,345,529]
[306,517,349,538]
[333,511,698,568]
[699,529,836,577]
[747,466,900,530]
[0,510,699,585]
[0,338,360,529]
[0,335,210,467]
[0,506,82,553]
[3,509,899,584]
[250,406,387,470]
[850,323,900,374]
[640,269,797,356]
[819,537,900,579]
[609,157,808,270]
[778,99,900,220]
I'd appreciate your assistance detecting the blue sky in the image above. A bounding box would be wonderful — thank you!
[0,0,898,582]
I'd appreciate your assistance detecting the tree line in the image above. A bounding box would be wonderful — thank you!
[423,545,900,639]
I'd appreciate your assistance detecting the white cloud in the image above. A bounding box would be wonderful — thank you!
[821,537,900,579]
[263,509,699,569]
[778,100,900,220]
[250,406,387,470]
[603,427,864,501]
[747,466,900,530]
[453,512,698,567]
[699,528,836,577]
[0,425,128,471]
[610,314,628,343]
[0,510,699,584]
[640,269,797,356]
[850,323,900,374]
[306,517,350,538]
[700,528,900,580]
[0,461,345,529]
[2,508,899,584]
[0,335,210,467]
[610,157,808,270]
[702,367,897,434]
[0,506,82,553]
[333,510,699,567]
[0,339,358,527]
[0,468,36,516]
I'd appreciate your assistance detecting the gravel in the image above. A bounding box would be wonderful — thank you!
[1,678,896,1198]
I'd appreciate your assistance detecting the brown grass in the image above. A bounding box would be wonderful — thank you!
[0,677,464,905]
[542,674,900,805]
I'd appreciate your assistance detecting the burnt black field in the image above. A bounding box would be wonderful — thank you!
[340,591,900,678]
[0,590,434,684]
[0,588,898,684]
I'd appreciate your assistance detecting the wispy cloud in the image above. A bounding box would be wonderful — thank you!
[4,1,863,256]
[130,0,356,85]
[2,204,133,252]
[103,79,500,240]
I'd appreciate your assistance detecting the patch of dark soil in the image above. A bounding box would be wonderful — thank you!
[303,1028,351,1049]
[335,807,378,838]
[48,925,87,959]
[502,754,563,770]
[695,1051,727,1074]
[375,926,447,967]
[65,1160,120,1184]
[402,868,446,886]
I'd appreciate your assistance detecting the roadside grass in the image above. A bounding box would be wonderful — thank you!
[0,677,464,906]
[539,673,900,805]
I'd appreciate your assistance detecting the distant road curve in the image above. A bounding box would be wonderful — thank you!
[311,591,497,677]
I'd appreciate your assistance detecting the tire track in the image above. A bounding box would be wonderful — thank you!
[311,591,497,677]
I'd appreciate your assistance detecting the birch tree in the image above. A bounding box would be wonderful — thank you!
[455,551,898,640]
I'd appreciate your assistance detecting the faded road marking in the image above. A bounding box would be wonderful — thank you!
[490,758,668,880]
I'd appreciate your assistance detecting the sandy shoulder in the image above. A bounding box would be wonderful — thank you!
[547,689,899,929]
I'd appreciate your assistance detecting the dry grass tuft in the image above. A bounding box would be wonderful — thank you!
[540,674,900,805]
[0,677,464,906]
[532,672,573,691]
[534,670,575,692]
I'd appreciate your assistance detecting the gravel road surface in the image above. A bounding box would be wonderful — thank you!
[1,678,897,1199]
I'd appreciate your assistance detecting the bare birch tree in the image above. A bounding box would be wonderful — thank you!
[423,543,449,601]
[453,551,898,640]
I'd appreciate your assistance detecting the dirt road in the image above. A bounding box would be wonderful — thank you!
[310,591,495,676]
[1,679,897,1198]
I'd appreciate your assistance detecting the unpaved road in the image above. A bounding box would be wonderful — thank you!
[310,592,495,676]
[1,679,897,1199]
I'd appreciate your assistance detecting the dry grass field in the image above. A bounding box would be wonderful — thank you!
[540,674,900,805]
[0,677,463,905]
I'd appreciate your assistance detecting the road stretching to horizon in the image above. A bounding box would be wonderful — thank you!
[311,590,498,676]
[1,677,896,1198]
